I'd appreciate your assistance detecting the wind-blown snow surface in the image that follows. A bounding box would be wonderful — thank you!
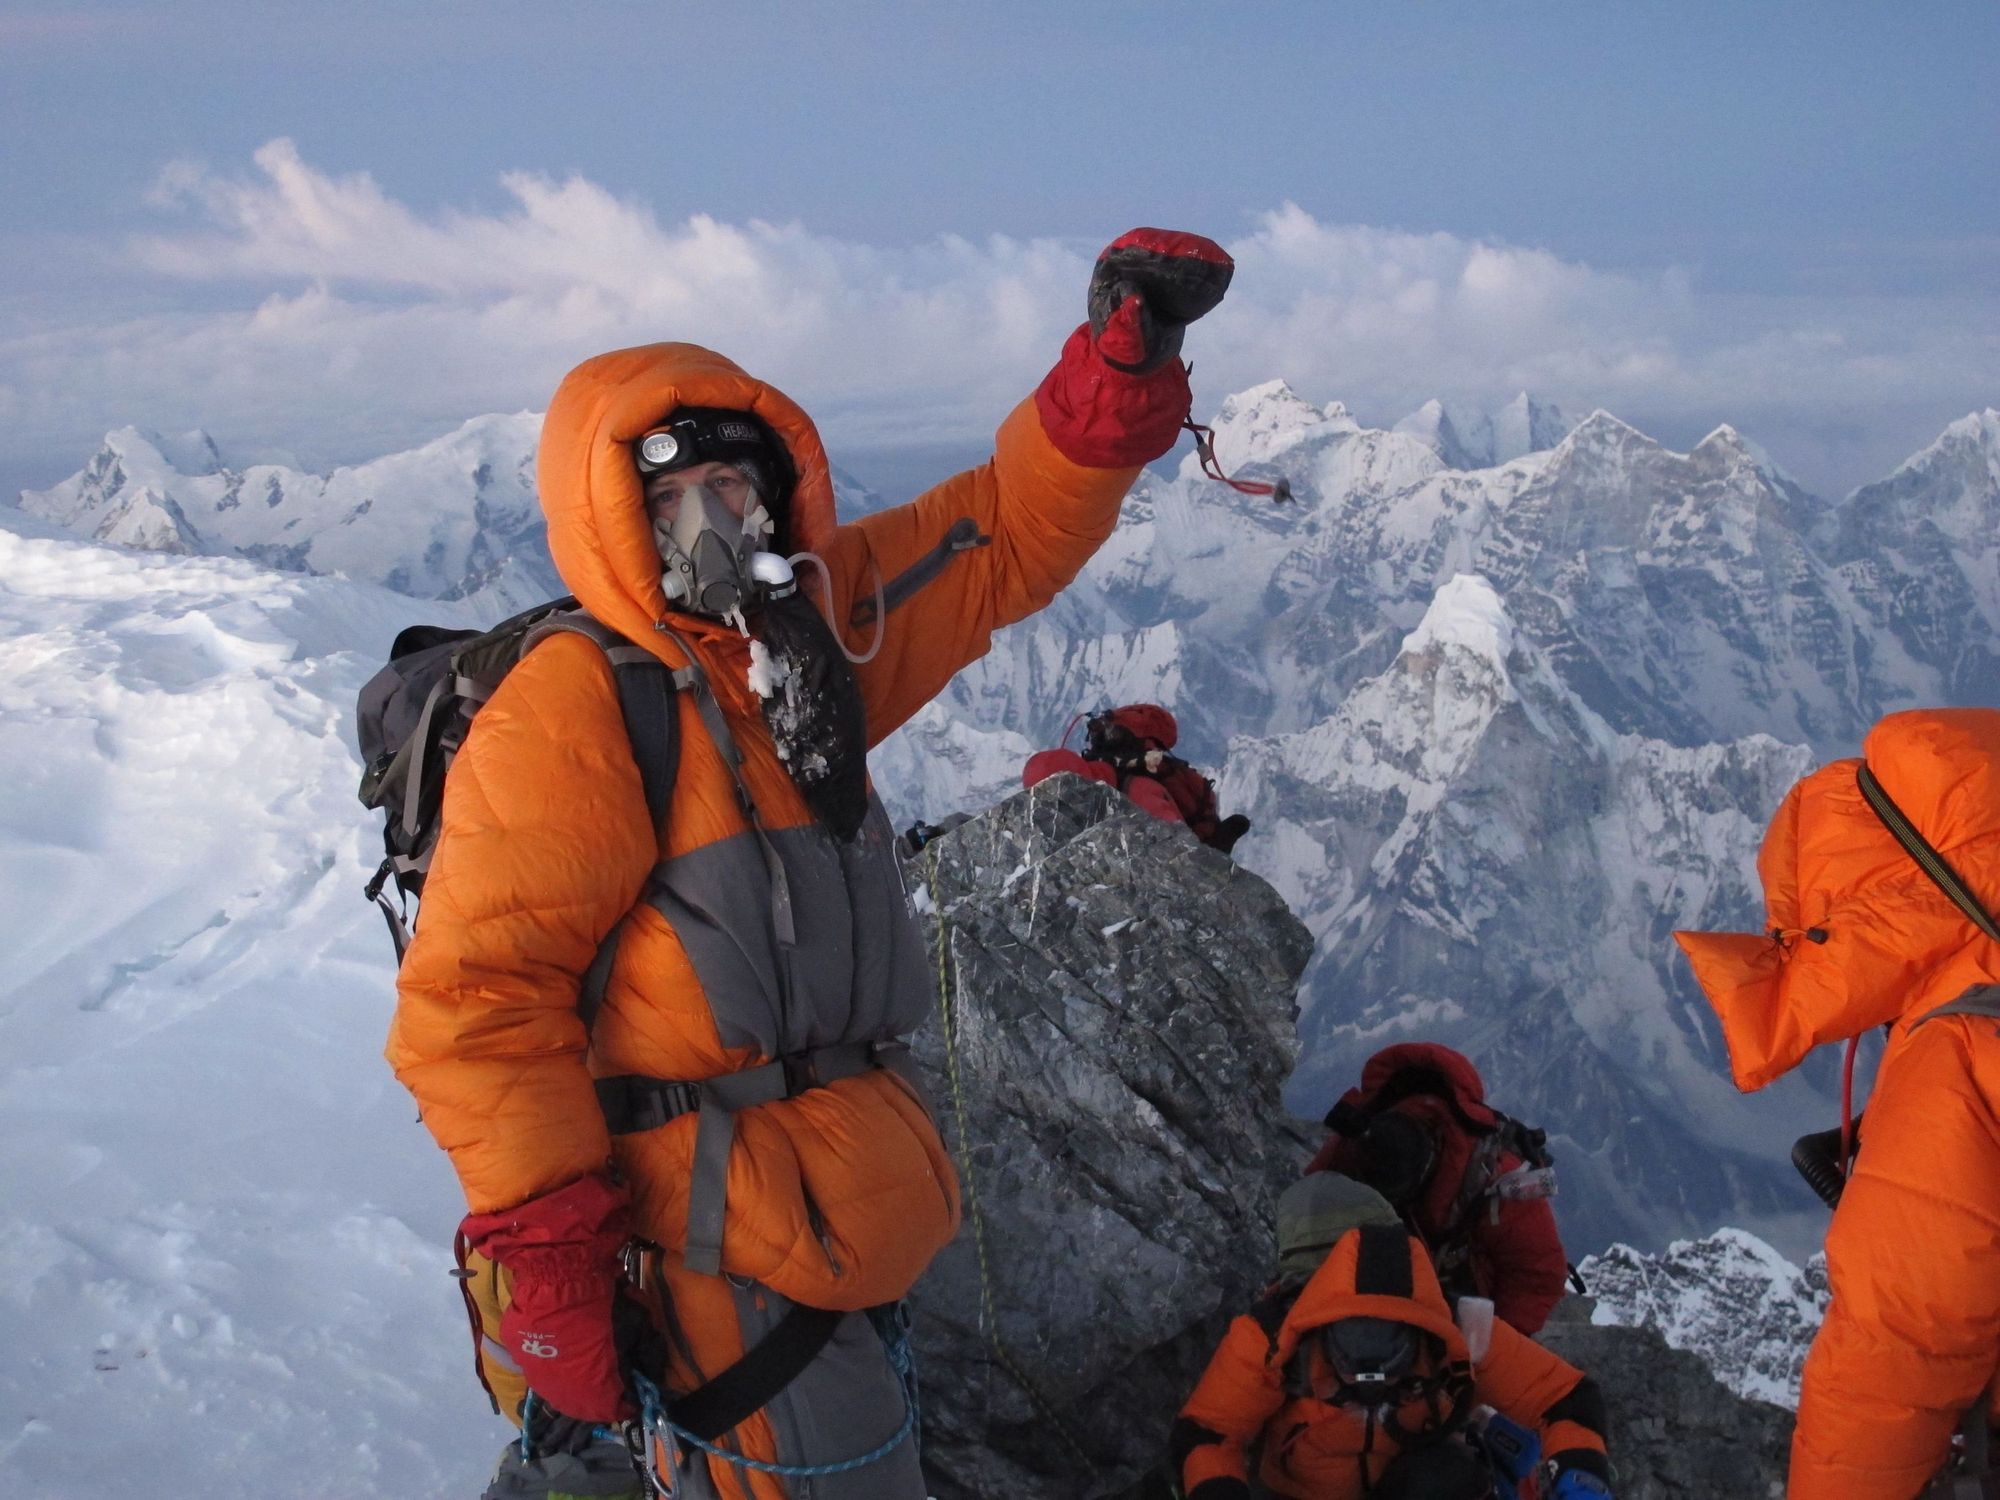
[1580,1228,1828,1408]
[0,511,498,1497]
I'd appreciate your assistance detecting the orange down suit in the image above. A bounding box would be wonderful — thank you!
[385,342,1155,1497]
[1175,1224,1606,1499]
[1677,708,2000,1500]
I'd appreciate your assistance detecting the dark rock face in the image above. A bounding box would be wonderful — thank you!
[905,774,1315,1500]
[1540,1296,1793,1499]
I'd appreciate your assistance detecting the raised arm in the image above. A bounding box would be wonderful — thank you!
[819,230,1234,744]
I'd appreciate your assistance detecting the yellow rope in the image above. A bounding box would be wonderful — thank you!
[923,847,1101,1478]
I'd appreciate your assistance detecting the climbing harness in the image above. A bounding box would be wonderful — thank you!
[624,1306,921,1498]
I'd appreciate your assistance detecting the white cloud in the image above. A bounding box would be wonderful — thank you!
[5,140,1995,495]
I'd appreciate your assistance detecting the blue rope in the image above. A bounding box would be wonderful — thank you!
[633,1308,921,1481]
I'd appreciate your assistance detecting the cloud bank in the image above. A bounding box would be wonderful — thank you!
[5,139,1994,495]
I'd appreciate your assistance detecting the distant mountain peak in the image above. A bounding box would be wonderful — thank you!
[1886,407,2000,484]
[1204,379,1347,473]
[1394,393,1574,469]
[103,425,225,477]
[1400,572,1515,668]
[1581,1228,1827,1408]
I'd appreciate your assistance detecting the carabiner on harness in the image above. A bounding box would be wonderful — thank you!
[1184,417,1294,503]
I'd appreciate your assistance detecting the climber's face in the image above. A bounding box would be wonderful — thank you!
[644,461,757,526]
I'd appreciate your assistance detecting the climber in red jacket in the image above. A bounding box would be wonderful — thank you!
[1305,1043,1571,1336]
[1023,704,1251,853]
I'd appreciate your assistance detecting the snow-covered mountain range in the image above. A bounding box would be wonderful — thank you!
[19,418,883,612]
[1581,1228,1828,1409]
[18,389,2000,1265]
[875,385,2000,1257]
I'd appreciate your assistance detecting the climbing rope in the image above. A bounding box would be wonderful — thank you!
[626,1308,920,1496]
[922,846,1104,1480]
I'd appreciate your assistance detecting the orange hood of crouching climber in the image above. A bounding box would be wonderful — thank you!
[1174,1223,1606,1499]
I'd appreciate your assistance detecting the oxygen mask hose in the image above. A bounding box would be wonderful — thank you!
[782,549,885,665]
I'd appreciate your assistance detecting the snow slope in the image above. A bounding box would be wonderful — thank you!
[0,512,501,1497]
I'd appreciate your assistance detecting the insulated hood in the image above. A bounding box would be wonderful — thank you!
[1676,708,2000,1091]
[534,343,837,645]
[1282,1223,1467,1359]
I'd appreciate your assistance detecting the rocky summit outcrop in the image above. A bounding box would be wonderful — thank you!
[1540,1296,1793,1498]
[903,773,1316,1500]
[901,773,1799,1500]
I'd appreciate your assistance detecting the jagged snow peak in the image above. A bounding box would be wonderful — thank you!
[1875,407,2000,493]
[1580,1228,1828,1408]
[1192,378,1356,475]
[1394,393,1574,469]
[21,413,554,610]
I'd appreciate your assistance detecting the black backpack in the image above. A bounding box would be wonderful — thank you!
[354,597,680,993]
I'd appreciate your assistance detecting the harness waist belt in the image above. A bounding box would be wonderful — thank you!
[596,1039,921,1277]
[595,1040,904,1136]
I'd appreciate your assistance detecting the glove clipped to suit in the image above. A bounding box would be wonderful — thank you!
[1036,227,1234,469]
[460,1174,635,1425]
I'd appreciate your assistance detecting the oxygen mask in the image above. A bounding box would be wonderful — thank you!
[653,483,778,625]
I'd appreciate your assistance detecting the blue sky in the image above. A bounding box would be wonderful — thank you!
[3,0,1995,498]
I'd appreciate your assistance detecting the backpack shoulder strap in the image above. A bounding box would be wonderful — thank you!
[522,612,687,1034]
[1858,762,2000,945]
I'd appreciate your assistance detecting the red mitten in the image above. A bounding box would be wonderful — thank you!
[1036,228,1234,468]
[461,1174,633,1423]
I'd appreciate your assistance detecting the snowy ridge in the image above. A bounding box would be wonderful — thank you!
[21,418,886,616]
[1209,579,1820,1252]
[21,415,556,609]
[0,515,497,1496]
[1580,1228,1828,1408]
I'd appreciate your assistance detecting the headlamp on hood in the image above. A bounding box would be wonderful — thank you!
[633,406,796,519]
[637,406,798,623]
